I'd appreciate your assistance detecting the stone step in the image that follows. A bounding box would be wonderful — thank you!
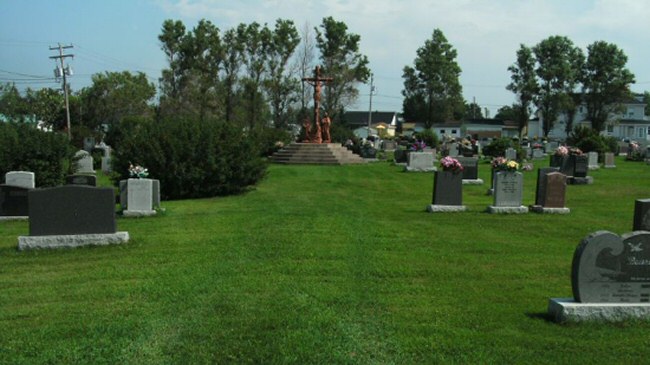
[270,143,365,165]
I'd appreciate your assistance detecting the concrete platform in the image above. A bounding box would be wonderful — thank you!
[0,216,28,221]
[548,298,650,323]
[427,204,467,213]
[18,232,130,250]
[462,179,484,185]
[486,206,528,214]
[123,209,157,217]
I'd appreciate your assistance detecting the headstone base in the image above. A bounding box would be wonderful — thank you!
[123,209,157,217]
[568,176,593,185]
[404,166,437,172]
[588,165,600,170]
[530,206,570,214]
[462,178,484,185]
[426,204,467,213]
[548,298,650,323]
[487,205,528,214]
[0,216,28,221]
[18,232,129,250]
[604,164,616,169]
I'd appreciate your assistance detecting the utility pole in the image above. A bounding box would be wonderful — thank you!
[367,73,375,138]
[49,44,74,140]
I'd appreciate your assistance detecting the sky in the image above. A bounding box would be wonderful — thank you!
[1,0,649,117]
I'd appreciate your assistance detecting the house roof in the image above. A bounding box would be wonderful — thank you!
[343,111,397,127]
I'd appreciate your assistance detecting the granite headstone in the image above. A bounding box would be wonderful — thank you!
[634,199,650,231]
[0,185,30,216]
[28,185,116,236]
[457,157,478,180]
[534,167,560,206]
[493,171,523,207]
[572,231,650,303]
[431,170,463,206]
[74,150,95,174]
[66,174,97,186]
[5,171,35,189]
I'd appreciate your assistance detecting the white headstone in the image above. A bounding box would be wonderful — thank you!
[74,150,95,174]
[405,152,436,172]
[5,171,35,189]
[587,151,599,170]
[505,148,517,161]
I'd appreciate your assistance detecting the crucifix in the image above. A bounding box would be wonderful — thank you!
[302,65,333,143]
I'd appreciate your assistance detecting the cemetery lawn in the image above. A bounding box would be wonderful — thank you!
[2,156,650,364]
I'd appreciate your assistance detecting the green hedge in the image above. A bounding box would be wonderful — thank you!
[0,122,74,187]
[112,117,267,200]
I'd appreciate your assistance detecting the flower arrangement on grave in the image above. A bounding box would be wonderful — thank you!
[532,143,543,149]
[554,146,569,156]
[410,140,427,152]
[627,141,645,161]
[492,157,519,172]
[274,141,285,149]
[569,147,583,155]
[128,163,149,179]
[440,156,463,173]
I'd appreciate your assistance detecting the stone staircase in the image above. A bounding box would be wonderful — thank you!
[269,143,366,165]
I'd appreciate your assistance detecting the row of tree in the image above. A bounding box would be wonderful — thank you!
[401,30,641,138]
[506,36,636,136]
[0,17,370,144]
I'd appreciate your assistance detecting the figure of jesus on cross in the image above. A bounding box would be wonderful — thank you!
[302,65,333,143]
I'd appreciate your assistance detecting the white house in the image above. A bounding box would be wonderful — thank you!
[531,94,649,141]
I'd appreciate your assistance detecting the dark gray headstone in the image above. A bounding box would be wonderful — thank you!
[543,172,567,208]
[634,199,650,231]
[66,175,97,186]
[574,155,588,178]
[432,170,463,206]
[493,171,523,207]
[535,167,560,206]
[0,185,30,216]
[394,148,407,163]
[28,185,116,236]
[551,155,574,176]
[457,157,478,180]
[572,231,650,303]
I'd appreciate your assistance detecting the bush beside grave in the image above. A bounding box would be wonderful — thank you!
[112,117,267,200]
[482,137,523,159]
[0,122,75,187]
[567,126,618,156]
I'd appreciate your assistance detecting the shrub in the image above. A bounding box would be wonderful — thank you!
[414,129,439,149]
[567,126,616,155]
[482,137,523,159]
[112,117,267,200]
[249,126,293,157]
[0,122,75,187]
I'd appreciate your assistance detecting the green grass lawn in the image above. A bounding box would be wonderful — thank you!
[1,156,650,364]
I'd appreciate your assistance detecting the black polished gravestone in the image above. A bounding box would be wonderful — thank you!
[0,184,30,216]
[572,231,650,303]
[65,174,97,186]
[634,199,650,231]
[457,157,478,180]
[28,185,116,236]
[432,170,463,206]
[573,155,588,178]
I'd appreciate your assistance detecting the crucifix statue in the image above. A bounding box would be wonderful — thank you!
[302,65,333,143]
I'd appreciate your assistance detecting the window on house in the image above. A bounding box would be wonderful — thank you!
[579,106,584,113]
[606,124,614,133]
[440,129,445,134]
[451,129,457,134]
[647,126,650,135]
[638,127,645,138]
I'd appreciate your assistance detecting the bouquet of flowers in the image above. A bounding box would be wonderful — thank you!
[492,157,519,172]
[410,140,427,152]
[554,146,568,156]
[128,163,149,179]
[440,156,463,173]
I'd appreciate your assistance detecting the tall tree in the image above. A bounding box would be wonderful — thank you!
[463,101,484,119]
[221,24,247,123]
[0,83,29,121]
[25,87,64,128]
[494,104,519,121]
[158,19,187,100]
[80,71,156,131]
[265,19,301,129]
[533,36,583,137]
[582,41,635,131]
[401,29,463,128]
[507,44,538,136]
[315,16,370,121]
[241,22,272,128]
[297,22,315,112]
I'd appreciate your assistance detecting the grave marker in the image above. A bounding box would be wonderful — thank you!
[405,152,436,172]
[0,185,30,218]
[604,152,616,168]
[5,171,35,189]
[634,199,650,231]
[74,150,95,174]
[66,175,97,186]
[487,171,527,213]
[588,151,599,170]
[427,170,466,212]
